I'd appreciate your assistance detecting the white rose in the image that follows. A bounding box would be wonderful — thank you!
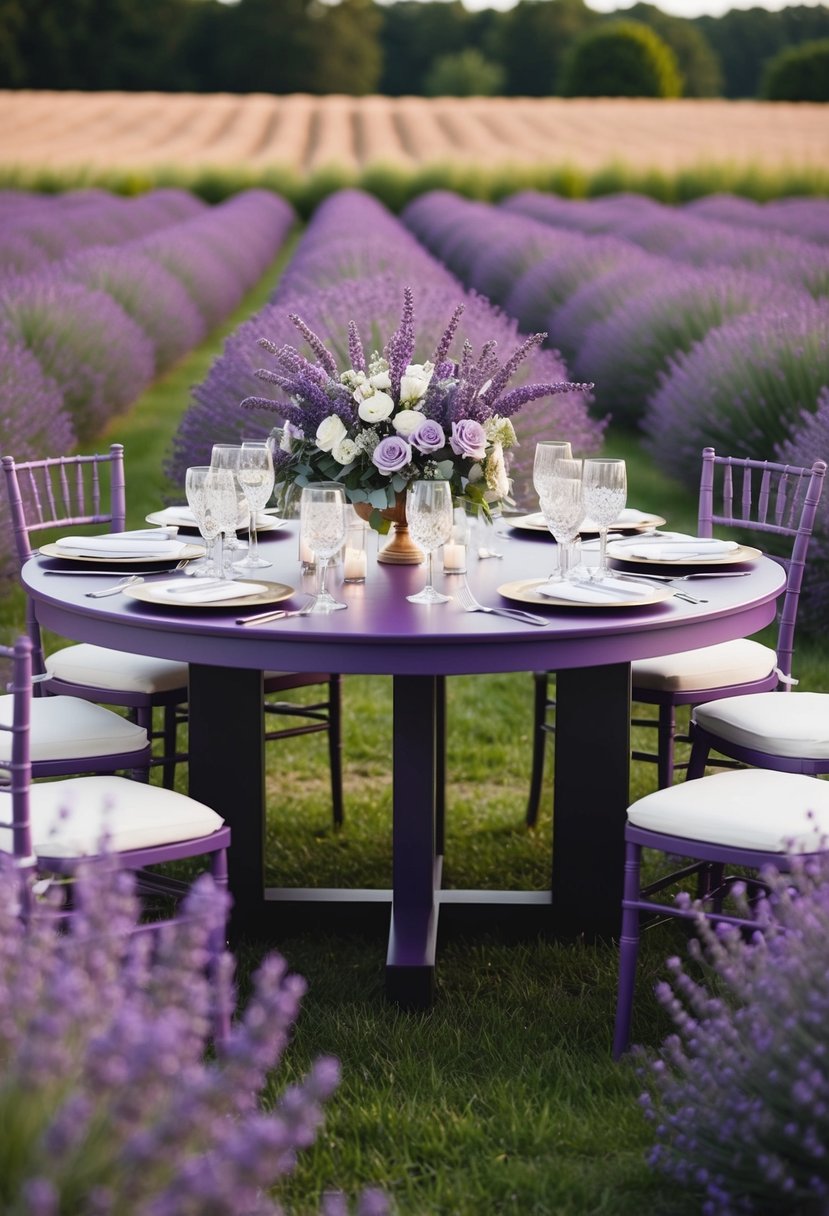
[332,437,358,465]
[368,370,392,392]
[316,414,347,452]
[358,391,395,423]
[392,409,423,437]
[485,441,510,500]
[400,363,433,405]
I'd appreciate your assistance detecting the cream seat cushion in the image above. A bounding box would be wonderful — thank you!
[693,691,829,759]
[627,768,829,853]
[45,644,188,695]
[632,638,776,693]
[3,774,224,858]
[0,695,148,762]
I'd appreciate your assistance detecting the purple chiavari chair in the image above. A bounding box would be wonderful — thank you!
[3,446,189,785]
[0,633,232,1043]
[525,449,826,824]
[612,767,829,1058]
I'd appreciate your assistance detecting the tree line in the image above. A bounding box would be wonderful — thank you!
[2,0,828,100]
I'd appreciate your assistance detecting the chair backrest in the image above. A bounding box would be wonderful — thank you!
[0,635,34,876]
[698,447,827,680]
[1,446,126,679]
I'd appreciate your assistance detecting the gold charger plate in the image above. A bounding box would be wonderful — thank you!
[607,540,762,567]
[509,512,667,536]
[497,577,674,609]
[39,541,205,564]
[123,579,294,610]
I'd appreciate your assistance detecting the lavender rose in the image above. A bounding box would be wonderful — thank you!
[372,435,412,475]
[450,419,487,461]
[411,418,446,455]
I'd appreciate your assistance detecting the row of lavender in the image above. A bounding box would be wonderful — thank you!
[166,188,604,506]
[403,190,829,626]
[0,187,297,578]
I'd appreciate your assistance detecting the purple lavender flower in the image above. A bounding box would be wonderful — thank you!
[411,418,446,454]
[372,434,412,474]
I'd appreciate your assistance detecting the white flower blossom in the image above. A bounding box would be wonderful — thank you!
[399,363,433,405]
[392,409,424,437]
[485,440,510,500]
[315,414,347,452]
[332,437,358,465]
[357,391,395,423]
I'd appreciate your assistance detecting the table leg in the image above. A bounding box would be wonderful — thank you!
[188,663,265,940]
[386,674,441,1008]
[552,663,630,940]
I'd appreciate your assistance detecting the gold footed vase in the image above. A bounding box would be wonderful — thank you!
[355,492,423,565]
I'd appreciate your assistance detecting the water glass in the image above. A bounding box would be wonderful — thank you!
[233,441,274,571]
[185,465,236,578]
[538,458,584,581]
[582,457,627,580]
[210,444,246,553]
[406,480,454,604]
[532,440,574,499]
[300,485,348,613]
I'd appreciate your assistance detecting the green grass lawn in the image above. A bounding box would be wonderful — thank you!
[3,254,828,1215]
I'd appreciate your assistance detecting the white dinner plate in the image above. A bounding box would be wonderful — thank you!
[146,508,286,533]
[39,541,205,564]
[509,510,666,536]
[123,578,294,609]
[497,577,673,609]
[607,540,762,567]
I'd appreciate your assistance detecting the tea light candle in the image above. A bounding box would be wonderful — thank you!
[344,546,367,582]
[299,535,316,572]
[442,542,466,573]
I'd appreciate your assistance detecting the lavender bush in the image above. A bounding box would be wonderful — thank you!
[644,298,829,488]
[777,385,829,631]
[574,267,807,426]
[0,855,386,1216]
[0,274,155,442]
[686,193,829,248]
[640,854,829,1215]
[550,256,667,365]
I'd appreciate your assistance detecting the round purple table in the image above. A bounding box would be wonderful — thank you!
[23,524,785,1007]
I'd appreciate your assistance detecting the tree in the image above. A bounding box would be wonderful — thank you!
[307,0,382,95]
[490,0,597,97]
[560,19,683,98]
[763,36,829,100]
[378,0,471,96]
[626,2,722,97]
[697,4,829,98]
[423,47,505,97]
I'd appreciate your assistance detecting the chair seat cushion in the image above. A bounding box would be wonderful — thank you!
[7,775,225,858]
[45,644,188,695]
[693,691,829,759]
[627,769,829,853]
[631,638,776,693]
[0,695,148,762]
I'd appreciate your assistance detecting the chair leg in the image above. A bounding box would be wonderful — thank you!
[209,847,232,1051]
[613,840,642,1060]
[526,671,550,827]
[686,730,710,781]
[162,704,179,790]
[328,675,344,828]
[656,704,677,789]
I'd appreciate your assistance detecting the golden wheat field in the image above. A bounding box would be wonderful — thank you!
[2,90,827,177]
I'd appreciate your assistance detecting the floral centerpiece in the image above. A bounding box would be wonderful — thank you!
[240,287,592,539]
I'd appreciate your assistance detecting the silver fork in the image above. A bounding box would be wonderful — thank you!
[457,581,548,626]
[85,574,144,598]
[236,597,316,626]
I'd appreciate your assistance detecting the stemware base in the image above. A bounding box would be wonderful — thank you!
[407,586,450,605]
[308,592,348,613]
[232,554,272,571]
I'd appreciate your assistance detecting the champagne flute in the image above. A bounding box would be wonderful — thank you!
[210,443,247,554]
[406,480,454,605]
[233,441,274,571]
[582,457,627,581]
[185,466,236,578]
[538,458,584,582]
[300,485,348,613]
[532,440,573,499]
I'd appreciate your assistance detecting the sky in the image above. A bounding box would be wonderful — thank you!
[401,0,829,19]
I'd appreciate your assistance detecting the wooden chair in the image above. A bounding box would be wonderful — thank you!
[0,633,231,1040]
[612,766,829,1058]
[525,449,826,825]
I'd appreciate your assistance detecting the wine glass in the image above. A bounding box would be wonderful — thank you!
[582,457,627,581]
[185,466,236,578]
[538,458,584,581]
[300,485,348,613]
[406,480,454,605]
[210,443,247,554]
[233,441,274,571]
[532,440,573,499]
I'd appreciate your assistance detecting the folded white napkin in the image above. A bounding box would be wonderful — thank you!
[155,579,268,603]
[537,576,652,604]
[625,538,739,560]
[54,531,191,558]
[581,507,653,531]
[152,506,200,526]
